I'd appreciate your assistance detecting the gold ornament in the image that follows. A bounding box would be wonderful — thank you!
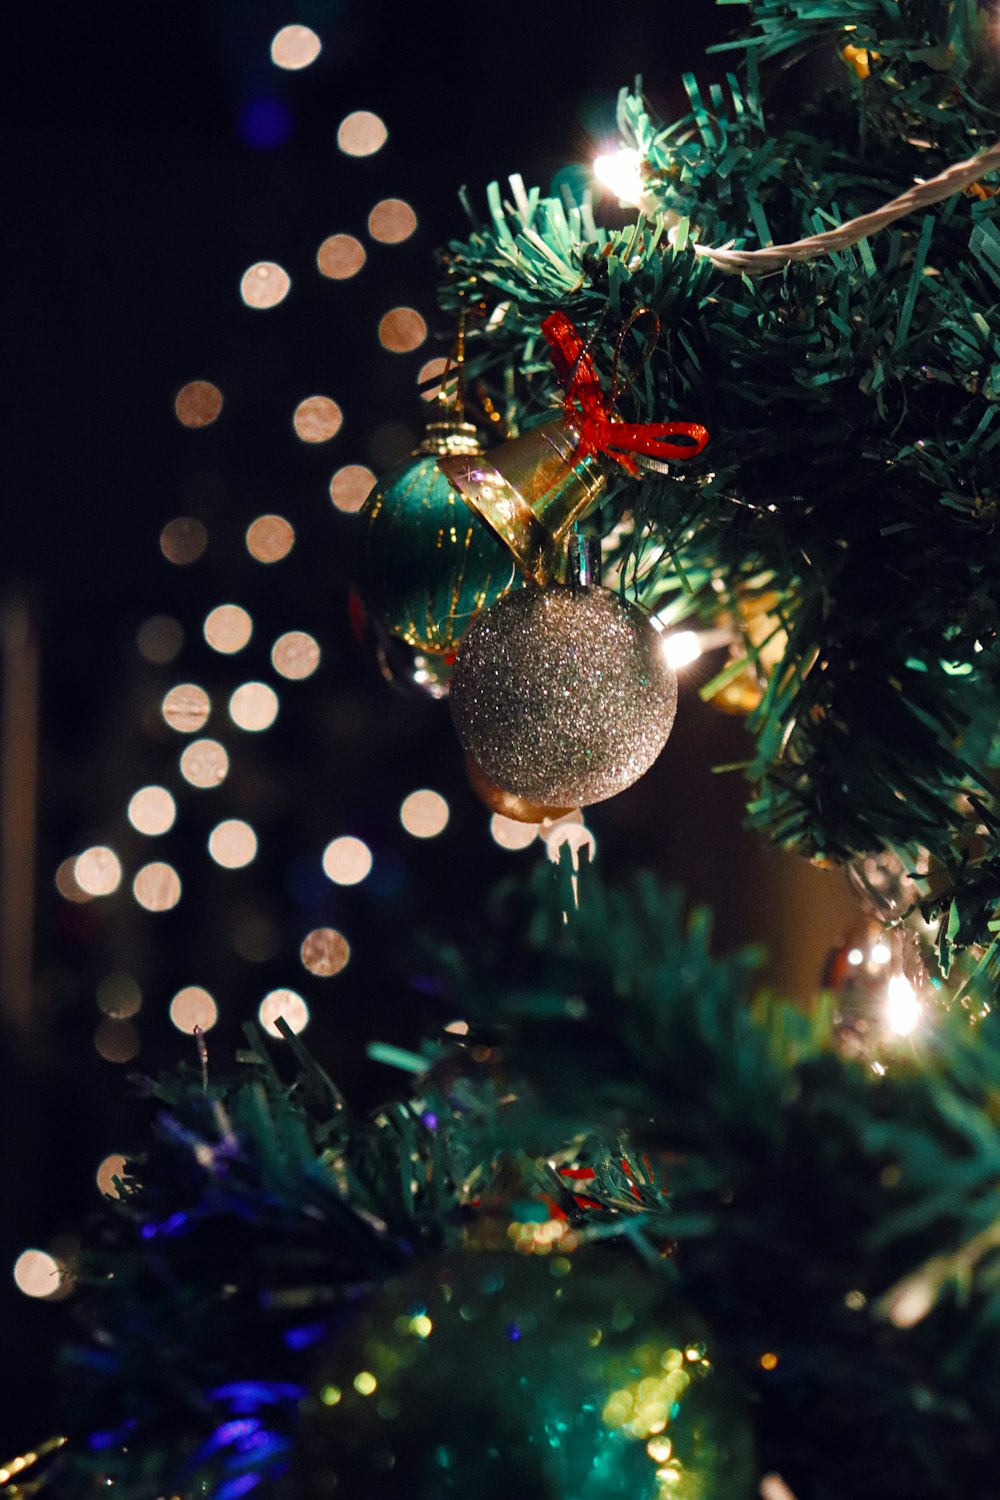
[465,753,576,823]
[711,590,788,716]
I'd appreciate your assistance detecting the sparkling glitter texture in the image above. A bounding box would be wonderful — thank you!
[449,584,678,807]
[299,1250,752,1500]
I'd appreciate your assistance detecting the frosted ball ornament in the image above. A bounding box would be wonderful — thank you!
[449,538,678,808]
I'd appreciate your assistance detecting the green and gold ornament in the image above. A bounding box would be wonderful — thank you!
[355,414,518,657]
[298,1247,753,1500]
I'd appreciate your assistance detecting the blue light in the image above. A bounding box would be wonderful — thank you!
[283,1323,327,1351]
[209,1382,304,1412]
[214,1473,262,1500]
[238,99,293,150]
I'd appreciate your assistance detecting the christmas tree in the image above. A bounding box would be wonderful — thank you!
[11,2,1000,1497]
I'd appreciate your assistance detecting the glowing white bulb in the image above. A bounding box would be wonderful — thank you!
[661,630,702,670]
[593,147,645,206]
[885,974,920,1037]
[846,947,864,966]
[870,941,891,965]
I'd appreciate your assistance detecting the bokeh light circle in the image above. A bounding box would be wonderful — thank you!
[322,835,372,886]
[162,683,211,733]
[378,307,427,353]
[246,514,295,562]
[272,631,320,680]
[337,111,387,157]
[170,986,219,1034]
[133,862,182,911]
[180,738,229,788]
[204,604,253,654]
[75,846,122,896]
[128,786,176,836]
[174,382,223,429]
[259,989,310,1037]
[208,819,258,869]
[400,790,449,839]
[271,24,321,69]
[317,234,366,280]
[240,261,291,309]
[301,927,350,976]
[294,396,343,443]
[229,681,279,732]
[367,198,417,244]
[329,464,375,513]
[160,517,208,564]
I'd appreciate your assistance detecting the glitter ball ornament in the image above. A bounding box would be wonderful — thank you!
[449,552,678,807]
[356,417,517,655]
[298,1249,753,1500]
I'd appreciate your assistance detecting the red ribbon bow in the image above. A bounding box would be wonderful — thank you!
[541,311,709,477]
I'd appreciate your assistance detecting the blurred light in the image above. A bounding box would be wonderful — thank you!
[246,514,295,562]
[136,614,184,663]
[760,1352,779,1371]
[367,198,417,244]
[239,97,293,149]
[337,110,387,157]
[378,307,427,353]
[301,927,350,976]
[416,356,456,404]
[272,630,320,680]
[400,789,449,839]
[97,973,141,1019]
[160,516,208,564]
[259,988,310,1037]
[886,974,920,1036]
[490,815,538,851]
[317,234,366,280]
[661,630,702,669]
[162,683,211,733]
[593,147,644,205]
[204,604,253,654]
[271,23,321,69]
[94,1018,141,1062]
[208,819,258,869]
[240,261,291,310]
[229,681,279,731]
[354,1371,377,1396]
[545,821,596,868]
[293,396,343,443]
[96,1153,128,1198]
[329,464,375,512]
[870,941,891,965]
[322,835,372,885]
[180,738,229,788]
[13,1249,62,1300]
[128,785,176,836]
[170,986,218,1034]
[847,947,864,966]
[55,856,93,903]
[132,862,182,911]
[444,1019,469,1035]
[539,809,585,848]
[75,846,122,897]
[174,382,223,429]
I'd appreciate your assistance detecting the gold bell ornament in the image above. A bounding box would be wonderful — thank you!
[439,311,709,584]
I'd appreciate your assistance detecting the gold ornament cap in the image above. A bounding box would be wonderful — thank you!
[418,417,482,459]
[438,418,606,585]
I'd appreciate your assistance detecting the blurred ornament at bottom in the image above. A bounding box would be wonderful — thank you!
[298,1249,753,1500]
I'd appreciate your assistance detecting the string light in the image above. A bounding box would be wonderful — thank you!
[317,234,366,280]
[593,147,645,205]
[13,1250,63,1300]
[885,973,920,1036]
[208,820,258,869]
[160,517,208,564]
[329,464,375,513]
[272,631,320,680]
[367,199,417,244]
[174,381,223,428]
[378,307,427,353]
[169,986,218,1034]
[74,846,122,897]
[180,738,229,788]
[246,514,295,562]
[661,631,702,669]
[132,862,182,912]
[300,927,350,976]
[96,974,142,1019]
[162,683,211,734]
[322,835,373,885]
[127,786,176,836]
[400,790,449,839]
[55,857,92,903]
[229,681,279,732]
[95,1154,128,1198]
[258,988,310,1037]
[204,605,253,654]
[293,396,343,442]
[336,111,387,157]
[490,815,538,851]
[240,262,291,309]
[270,24,321,69]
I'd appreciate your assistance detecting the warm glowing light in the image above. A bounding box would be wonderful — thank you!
[170,986,219,1034]
[400,789,449,838]
[293,396,343,443]
[240,261,291,309]
[760,1351,779,1371]
[317,234,367,280]
[416,356,456,404]
[174,381,223,428]
[13,1250,62,1299]
[337,111,387,157]
[55,856,93,904]
[322,835,373,885]
[208,819,257,869]
[128,785,176,836]
[886,973,920,1036]
[246,513,295,562]
[270,23,321,69]
[96,1153,128,1198]
[490,814,538,851]
[258,988,310,1037]
[132,862,182,912]
[661,630,702,669]
[204,604,253,654]
[96,973,141,1019]
[162,683,211,734]
[272,630,320,680]
[870,941,891,965]
[75,846,122,897]
[301,927,350,976]
[229,681,279,732]
[367,198,417,244]
[593,146,645,206]
[539,809,585,847]
[847,947,864,966]
[410,1314,433,1338]
[136,614,184,663]
[160,516,208,564]
[353,1371,377,1396]
[329,464,375,512]
[378,306,428,353]
[94,1018,141,1062]
[545,821,596,869]
[180,738,229,788]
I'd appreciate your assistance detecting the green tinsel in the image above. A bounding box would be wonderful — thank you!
[440,0,1000,991]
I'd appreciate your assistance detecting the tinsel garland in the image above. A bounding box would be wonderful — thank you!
[49,858,1000,1500]
[438,0,1000,994]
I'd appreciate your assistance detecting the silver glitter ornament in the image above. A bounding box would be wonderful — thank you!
[449,581,678,807]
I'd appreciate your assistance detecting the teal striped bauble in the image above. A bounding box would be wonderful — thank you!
[356,419,518,656]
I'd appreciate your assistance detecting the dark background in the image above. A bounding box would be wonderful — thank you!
[1,0,857,1455]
